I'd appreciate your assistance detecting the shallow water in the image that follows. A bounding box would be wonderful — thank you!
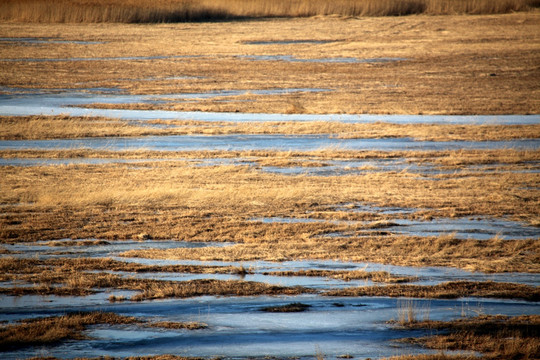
[115,257,540,287]
[238,55,407,63]
[244,40,336,45]
[3,240,230,259]
[0,55,198,62]
[1,90,539,124]
[256,215,540,240]
[1,135,537,152]
[0,37,103,45]
[388,217,540,240]
[1,85,539,359]
[0,295,537,359]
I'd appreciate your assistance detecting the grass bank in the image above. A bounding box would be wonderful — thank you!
[1,0,539,23]
[393,315,540,360]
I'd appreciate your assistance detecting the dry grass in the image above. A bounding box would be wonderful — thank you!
[148,321,207,330]
[0,0,537,23]
[260,302,312,312]
[1,156,538,273]
[326,281,539,301]
[127,236,540,273]
[3,116,539,141]
[0,311,207,351]
[396,315,540,360]
[0,257,254,276]
[0,312,137,350]
[2,257,537,300]
[129,279,309,301]
[264,269,415,283]
[0,115,156,140]
[1,14,538,115]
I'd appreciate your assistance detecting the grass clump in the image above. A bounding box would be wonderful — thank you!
[395,315,540,360]
[0,312,137,350]
[0,311,209,351]
[260,302,312,312]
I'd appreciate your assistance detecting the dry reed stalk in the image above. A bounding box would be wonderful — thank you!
[395,315,540,360]
[0,0,537,23]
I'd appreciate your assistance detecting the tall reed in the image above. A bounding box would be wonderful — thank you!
[0,0,537,23]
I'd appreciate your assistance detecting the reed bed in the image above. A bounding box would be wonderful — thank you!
[1,0,538,23]
[3,116,539,141]
[395,315,540,360]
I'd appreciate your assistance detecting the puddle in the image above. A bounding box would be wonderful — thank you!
[104,270,377,289]
[244,40,336,45]
[1,90,539,125]
[116,258,540,287]
[0,86,123,95]
[0,37,103,45]
[238,55,407,63]
[335,202,418,215]
[0,295,537,359]
[1,135,537,152]
[0,290,139,315]
[3,240,230,259]
[0,158,152,167]
[0,87,329,108]
[256,213,539,241]
[387,218,540,240]
[0,55,199,62]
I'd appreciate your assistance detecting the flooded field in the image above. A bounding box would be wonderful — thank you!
[1,10,539,360]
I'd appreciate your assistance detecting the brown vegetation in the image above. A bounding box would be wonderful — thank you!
[3,116,539,141]
[264,269,415,283]
[0,312,137,350]
[326,281,540,301]
[0,0,537,23]
[260,302,312,312]
[1,258,537,301]
[0,311,207,351]
[395,315,540,360]
[120,236,540,274]
[1,14,539,115]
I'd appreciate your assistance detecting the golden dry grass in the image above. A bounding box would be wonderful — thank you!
[3,116,539,141]
[1,14,538,115]
[0,0,537,23]
[0,154,538,273]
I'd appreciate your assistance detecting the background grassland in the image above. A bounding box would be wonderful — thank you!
[1,0,539,23]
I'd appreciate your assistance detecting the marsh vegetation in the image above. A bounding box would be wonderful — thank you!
[1,0,539,23]
[0,4,538,359]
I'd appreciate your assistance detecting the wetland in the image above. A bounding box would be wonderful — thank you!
[0,3,539,360]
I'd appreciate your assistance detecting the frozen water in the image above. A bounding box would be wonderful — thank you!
[1,135,537,152]
[1,90,539,124]
[0,295,537,359]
